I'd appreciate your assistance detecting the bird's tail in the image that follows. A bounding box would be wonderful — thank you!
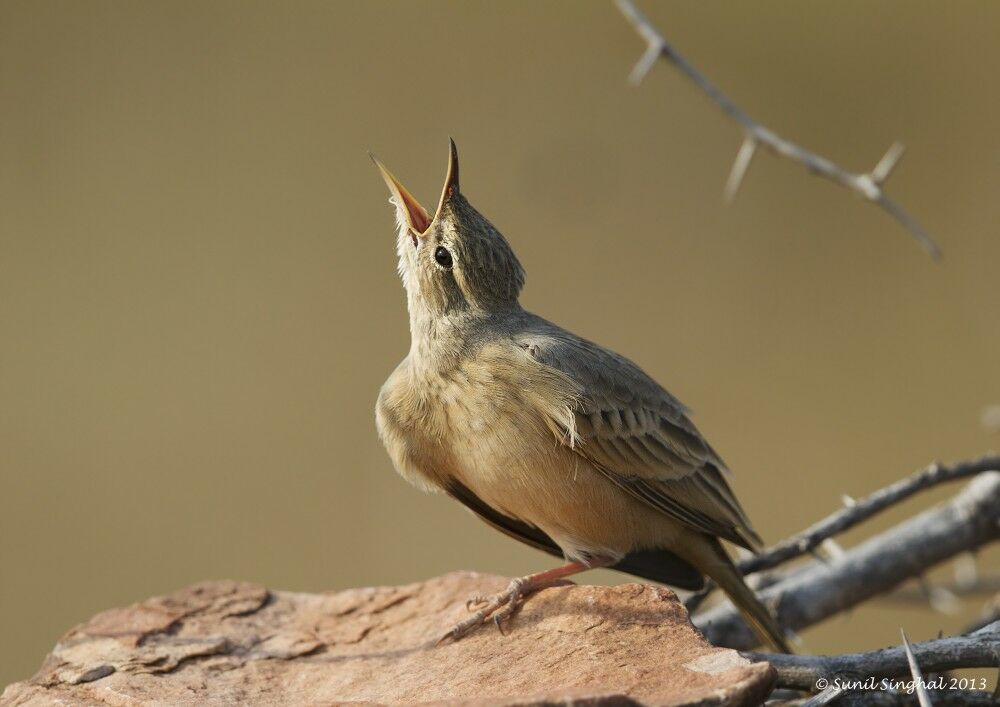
[689,536,792,653]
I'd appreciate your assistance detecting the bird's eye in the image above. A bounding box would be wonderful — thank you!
[434,246,453,269]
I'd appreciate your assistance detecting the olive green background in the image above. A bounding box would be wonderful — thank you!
[2,0,998,688]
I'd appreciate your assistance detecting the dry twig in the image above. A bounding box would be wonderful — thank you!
[695,471,1000,650]
[614,0,942,259]
[685,456,1000,614]
[752,621,1000,692]
[740,455,1000,577]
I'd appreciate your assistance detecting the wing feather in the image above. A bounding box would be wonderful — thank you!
[516,322,763,552]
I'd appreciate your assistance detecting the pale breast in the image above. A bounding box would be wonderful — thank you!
[376,358,454,493]
[376,345,682,561]
[377,343,574,489]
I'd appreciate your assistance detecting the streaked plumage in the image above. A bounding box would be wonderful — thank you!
[373,141,789,651]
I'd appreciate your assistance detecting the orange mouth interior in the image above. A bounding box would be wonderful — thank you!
[397,188,431,234]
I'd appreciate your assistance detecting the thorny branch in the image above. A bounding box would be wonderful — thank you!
[614,0,942,259]
[753,621,1000,692]
[741,455,1000,577]
[694,471,1000,650]
[682,454,1000,706]
[685,455,1000,613]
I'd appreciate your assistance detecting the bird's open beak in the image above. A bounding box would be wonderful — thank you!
[372,140,461,238]
[371,155,432,235]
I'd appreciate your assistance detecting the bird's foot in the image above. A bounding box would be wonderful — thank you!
[439,576,537,644]
[436,561,596,644]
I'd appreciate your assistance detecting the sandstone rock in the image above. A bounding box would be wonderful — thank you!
[1,573,775,706]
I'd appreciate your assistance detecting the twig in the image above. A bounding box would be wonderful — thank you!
[861,691,996,706]
[740,455,1000,577]
[685,456,1000,614]
[800,684,845,706]
[839,691,999,706]
[695,472,1000,650]
[778,690,1000,706]
[614,0,942,259]
[749,621,1000,692]
[692,569,1000,619]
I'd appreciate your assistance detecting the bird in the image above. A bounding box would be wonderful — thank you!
[371,140,790,652]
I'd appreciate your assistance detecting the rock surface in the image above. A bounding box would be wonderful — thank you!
[1,573,774,706]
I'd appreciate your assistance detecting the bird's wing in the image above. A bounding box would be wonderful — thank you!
[516,324,763,552]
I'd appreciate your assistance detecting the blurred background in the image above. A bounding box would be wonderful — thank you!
[2,0,998,688]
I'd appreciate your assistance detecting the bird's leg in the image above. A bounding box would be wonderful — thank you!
[440,560,602,643]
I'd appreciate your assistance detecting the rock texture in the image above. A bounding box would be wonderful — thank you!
[1,573,775,706]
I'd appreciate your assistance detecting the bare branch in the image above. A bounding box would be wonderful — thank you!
[695,471,1000,650]
[686,456,1000,615]
[740,455,1000,577]
[780,686,998,706]
[750,621,1000,692]
[800,685,845,706]
[834,690,999,706]
[614,0,942,259]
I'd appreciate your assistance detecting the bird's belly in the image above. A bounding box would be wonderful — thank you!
[446,417,682,563]
[378,361,683,562]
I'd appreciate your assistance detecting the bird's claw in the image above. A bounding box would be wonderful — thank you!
[465,595,488,612]
[438,578,533,644]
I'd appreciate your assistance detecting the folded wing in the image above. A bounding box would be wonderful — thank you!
[517,324,763,552]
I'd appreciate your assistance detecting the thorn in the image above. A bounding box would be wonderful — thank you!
[725,136,757,203]
[901,629,933,707]
[872,142,906,185]
[841,494,857,508]
[629,42,662,86]
[820,538,847,560]
[614,0,941,260]
[615,0,665,86]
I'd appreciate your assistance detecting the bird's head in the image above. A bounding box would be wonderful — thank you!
[373,141,524,326]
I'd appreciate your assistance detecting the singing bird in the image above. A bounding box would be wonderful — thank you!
[373,141,789,652]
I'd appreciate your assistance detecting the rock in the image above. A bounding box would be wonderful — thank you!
[1,573,775,706]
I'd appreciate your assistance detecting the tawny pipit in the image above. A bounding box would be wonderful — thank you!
[373,142,789,652]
